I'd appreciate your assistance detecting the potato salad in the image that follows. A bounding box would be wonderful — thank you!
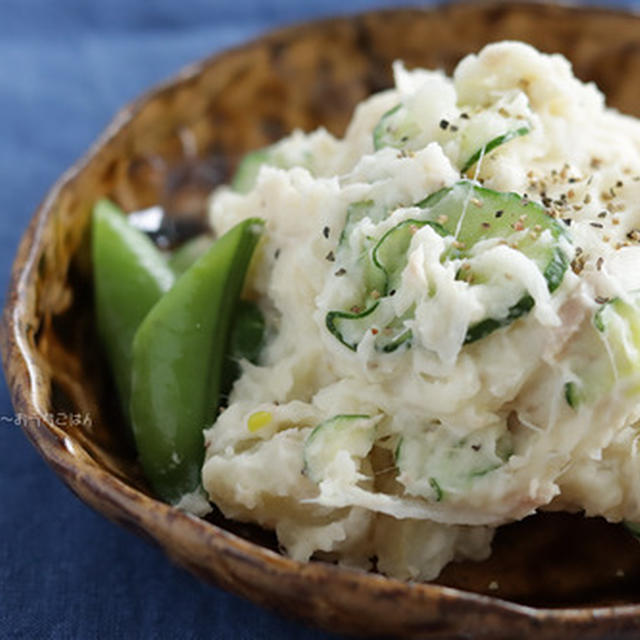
[202,42,640,580]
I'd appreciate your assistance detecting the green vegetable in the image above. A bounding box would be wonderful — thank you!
[92,199,175,428]
[373,104,419,151]
[460,127,530,174]
[231,149,273,194]
[563,294,640,409]
[372,102,530,173]
[168,234,213,276]
[130,217,264,502]
[326,302,413,353]
[417,182,567,286]
[372,219,448,293]
[396,424,512,500]
[327,220,447,352]
[429,477,444,502]
[326,181,569,352]
[231,143,316,195]
[339,200,379,247]
[564,381,582,409]
[419,181,568,341]
[303,414,376,483]
[220,300,266,399]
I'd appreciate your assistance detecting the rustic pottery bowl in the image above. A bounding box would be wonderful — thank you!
[4,3,640,638]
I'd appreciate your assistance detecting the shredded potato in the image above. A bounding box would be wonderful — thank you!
[202,42,640,580]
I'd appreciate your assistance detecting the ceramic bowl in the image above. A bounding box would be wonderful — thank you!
[4,3,640,638]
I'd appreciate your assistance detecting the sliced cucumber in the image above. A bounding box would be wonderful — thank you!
[303,414,376,483]
[564,294,640,409]
[372,99,531,173]
[460,127,530,174]
[220,300,266,400]
[325,301,412,353]
[373,104,420,151]
[396,424,512,501]
[339,200,381,247]
[418,181,568,342]
[564,381,582,409]
[464,295,535,344]
[417,182,567,284]
[592,296,640,384]
[326,181,569,353]
[327,220,447,352]
[372,219,448,294]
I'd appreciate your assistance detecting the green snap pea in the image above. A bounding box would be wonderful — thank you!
[167,233,266,398]
[220,300,266,400]
[167,234,213,276]
[92,199,175,429]
[130,218,264,503]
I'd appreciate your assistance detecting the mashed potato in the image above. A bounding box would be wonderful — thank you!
[202,42,640,580]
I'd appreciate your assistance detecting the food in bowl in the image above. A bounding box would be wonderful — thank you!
[95,41,640,581]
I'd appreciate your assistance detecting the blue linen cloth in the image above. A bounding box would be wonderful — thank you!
[0,1,638,638]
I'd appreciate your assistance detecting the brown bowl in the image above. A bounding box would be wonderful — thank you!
[4,3,640,638]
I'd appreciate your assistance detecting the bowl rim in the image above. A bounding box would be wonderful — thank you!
[4,1,640,635]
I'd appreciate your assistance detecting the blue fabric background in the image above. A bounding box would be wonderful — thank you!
[1,1,638,638]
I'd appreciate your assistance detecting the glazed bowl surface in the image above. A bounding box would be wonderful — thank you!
[4,3,640,638]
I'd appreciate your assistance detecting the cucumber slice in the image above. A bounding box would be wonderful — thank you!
[326,181,569,353]
[563,294,640,409]
[325,301,412,353]
[339,200,384,247]
[303,414,376,483]
[418,181,568,342]
[417,181,567,284]
[460,127,530,174]
[564,381,582,409]
[220,300,266,400]
[373,104,420,151]
[592,296,640,384]
[372,219,448,294]
[464,295,535,344]
[326,219,447,353]
[372,100,531,172]
[396,424,512,500]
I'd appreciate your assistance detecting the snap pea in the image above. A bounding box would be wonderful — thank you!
[167,234,213,276]
[92,199,175,428]
[130,218,264,503]
[166,233,266,391]
[220,299,266,400]
[168,234,266,398]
